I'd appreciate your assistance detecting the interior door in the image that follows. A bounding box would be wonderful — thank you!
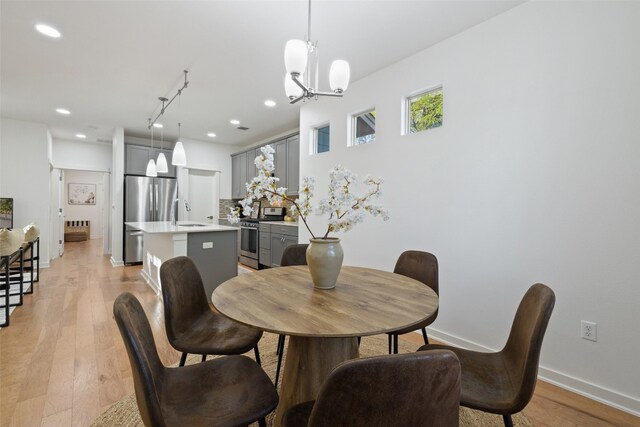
[188,169,219,223]
[58,169,65,256]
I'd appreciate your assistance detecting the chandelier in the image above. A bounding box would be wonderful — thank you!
[284,0,350,104]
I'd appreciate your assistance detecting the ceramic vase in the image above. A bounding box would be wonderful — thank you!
[306,237,344,289]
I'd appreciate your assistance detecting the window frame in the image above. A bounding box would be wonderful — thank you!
[311,122,331,155]
[402,85,443,136]
[349,107,377,147]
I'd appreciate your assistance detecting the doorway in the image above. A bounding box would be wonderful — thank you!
[186,169,219,223]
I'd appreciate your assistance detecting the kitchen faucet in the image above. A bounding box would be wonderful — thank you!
[170,199,191,225]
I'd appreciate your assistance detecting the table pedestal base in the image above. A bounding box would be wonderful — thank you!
[274,336,359,426]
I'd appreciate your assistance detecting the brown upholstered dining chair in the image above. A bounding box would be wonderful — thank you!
[388,250,439,353]
[419,283,555,427]
[113,292,279,427]
[160,256,263,366]
[282,349,461,427]
[275,243,308,387]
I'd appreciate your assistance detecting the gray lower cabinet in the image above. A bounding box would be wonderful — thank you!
[259,223,298,267]
[187,231,238,297]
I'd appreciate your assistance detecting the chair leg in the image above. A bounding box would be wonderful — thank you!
[201,354,207,362]
[357,336,361,347]
[179,352,188,367]
[276,334,285,355]
[388,334,392,354]
[421,327,429,345]
[275,337,285,388]
[503,414,513,427]
[393,334,399,354]
[258,418,267,427]
[254,345,261,366]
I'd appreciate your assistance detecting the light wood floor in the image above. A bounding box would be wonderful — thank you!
[0,239,638,427]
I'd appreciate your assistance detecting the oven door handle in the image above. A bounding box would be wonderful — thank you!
[240,226,256,230]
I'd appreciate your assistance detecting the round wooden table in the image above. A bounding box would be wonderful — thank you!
[211,265,438,426]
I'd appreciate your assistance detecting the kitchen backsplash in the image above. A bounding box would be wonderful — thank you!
[219,197,295,219]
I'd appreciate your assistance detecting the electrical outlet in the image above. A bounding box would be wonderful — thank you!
[202,242,213,249]
[581,320,597,342]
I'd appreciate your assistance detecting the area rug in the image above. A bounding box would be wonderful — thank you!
[91,332,533,426]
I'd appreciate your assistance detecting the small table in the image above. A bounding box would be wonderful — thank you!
[212,265,438,426]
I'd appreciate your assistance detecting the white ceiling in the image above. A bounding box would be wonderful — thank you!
[1,0,524,146]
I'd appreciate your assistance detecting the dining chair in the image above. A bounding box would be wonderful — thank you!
[419,283,555,427]
[282,349,461,427]
[275,243,309,387]
[113,292,278,427]
[159,256,263,366]
[388,250,439,353]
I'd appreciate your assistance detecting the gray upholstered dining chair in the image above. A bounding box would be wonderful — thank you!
[419,283,555,427]
[160,256,263,366]
[388,250,439,353]
[113,292,278,427]
[275,243,309,387]
[282,349,461,427]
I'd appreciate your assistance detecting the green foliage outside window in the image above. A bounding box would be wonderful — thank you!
[409,88,443,133]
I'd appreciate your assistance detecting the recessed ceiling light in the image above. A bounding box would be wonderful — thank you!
[35,24,61,38]
[207,133,217,138]
[56,108,70,115]
[264,100,276,107]
[75,134,86,139]
[230,119,240,125]
[153,123,163,128]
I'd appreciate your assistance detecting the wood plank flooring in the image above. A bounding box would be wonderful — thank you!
[1,239,638,426]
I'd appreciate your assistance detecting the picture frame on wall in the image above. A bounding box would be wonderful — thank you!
[68,183,96,205]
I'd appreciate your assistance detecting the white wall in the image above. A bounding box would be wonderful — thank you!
[299,1,640,415]
[0,118,52,266]
[180,137,235,199]
[52,139,112,172]
[63,170,105,239]
[110,127,125,265]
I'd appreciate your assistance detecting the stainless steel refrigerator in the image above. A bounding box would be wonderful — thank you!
[124,176,178,265]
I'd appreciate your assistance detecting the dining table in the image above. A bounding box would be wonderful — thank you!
[211,265,438,426]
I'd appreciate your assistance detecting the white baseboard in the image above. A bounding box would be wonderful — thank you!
[423,328,640,417]
[140,269,160,295]
[110,257,124,267]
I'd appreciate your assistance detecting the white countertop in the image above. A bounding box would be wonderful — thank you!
[265,221,299,227]
[125,221,239,234]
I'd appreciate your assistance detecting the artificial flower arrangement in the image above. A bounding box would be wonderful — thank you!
[227,145,389,238]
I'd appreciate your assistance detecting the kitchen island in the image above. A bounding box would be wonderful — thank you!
[124,221,239,296]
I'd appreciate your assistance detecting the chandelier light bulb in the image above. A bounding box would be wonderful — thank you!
[285,73,304,99]
[284,39,308,75]
[329,60,350,93]
[156,152,168,173]
[145,159,158,177]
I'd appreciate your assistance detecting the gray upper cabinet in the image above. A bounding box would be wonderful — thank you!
[231,132,300,199]
[286,135,300,194]
[273,139,287,185]
[125,144,176,178]
[231,152,247,199]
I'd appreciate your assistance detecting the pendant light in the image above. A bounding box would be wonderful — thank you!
[172,91,187,166]
[156,98,169,173]
[146,119,158,177]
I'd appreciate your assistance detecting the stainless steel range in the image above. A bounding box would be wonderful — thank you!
[239,207,285,269]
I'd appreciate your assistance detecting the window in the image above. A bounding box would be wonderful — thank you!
[406,87,443,134]
[314,125,330,154]
[351,109,376,146]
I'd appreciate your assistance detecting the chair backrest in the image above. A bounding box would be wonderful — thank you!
[113,293,166,427]
[159,256,211,346]
[307,350,461,427]
[502,283,555,413]
[280,244,309,267]
[393,250,439,295]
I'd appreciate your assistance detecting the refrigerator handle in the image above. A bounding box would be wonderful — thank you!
[149,184,153,219]
[155,184,159,219]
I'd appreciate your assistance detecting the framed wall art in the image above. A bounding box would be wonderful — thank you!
[68,183,96,205]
